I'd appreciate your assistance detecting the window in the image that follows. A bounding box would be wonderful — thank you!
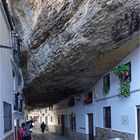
[13,70,15,77]
[84,92,93,104]
[69,113,76,131]
[58,115,61,125]
[103,106,111,128]
[49,106,53,111]
[103,74,110,94]
[45,116,48,125]
[87,92,92,102]
[19,99,23,112]
[14,93,18,111]
[13,70,16,91]
[45,109,47,113]
[3,102,12,132]
[50,116,53,122]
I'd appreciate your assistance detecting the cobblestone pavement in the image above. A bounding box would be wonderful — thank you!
[31,128,73,140]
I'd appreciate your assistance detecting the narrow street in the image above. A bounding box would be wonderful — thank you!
[31,128,73,140]
[0,0,139,140]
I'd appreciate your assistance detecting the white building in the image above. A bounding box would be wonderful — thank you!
[28,108,48,128]
[44,46,140,140]
[0,0,24,140]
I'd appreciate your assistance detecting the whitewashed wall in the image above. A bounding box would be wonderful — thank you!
[0,0,13,139]
[94,46,140,140]
[46,46,140,140]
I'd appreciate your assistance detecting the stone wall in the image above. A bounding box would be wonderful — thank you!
[48,125,135,140]
[96,127,134,140]
[48,125,86,140]
[68,129,86,140]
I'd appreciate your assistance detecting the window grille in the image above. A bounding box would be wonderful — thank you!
[3,102,12,132]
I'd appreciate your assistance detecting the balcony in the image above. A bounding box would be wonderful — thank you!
[14,92,24,113]
[12,30,21,65]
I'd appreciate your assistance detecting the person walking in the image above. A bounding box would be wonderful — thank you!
[25,120,34,140]
[20,123,26,140]
[40,122,46,133]
[24,122,31,140]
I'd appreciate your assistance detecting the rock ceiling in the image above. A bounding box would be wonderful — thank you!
[10,0,139,107]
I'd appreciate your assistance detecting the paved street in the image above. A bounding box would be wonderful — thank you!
[31,128,73,140]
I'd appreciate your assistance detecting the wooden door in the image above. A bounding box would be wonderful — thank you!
[61,115,65,136]
[88,113,94,140]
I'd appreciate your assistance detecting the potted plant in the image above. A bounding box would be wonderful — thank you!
[113,64,130,97]
[84,98,92,104]
[119,80,130,97]
[113,64,129,80]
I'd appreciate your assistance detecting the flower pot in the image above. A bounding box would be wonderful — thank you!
[84,98,92,104]
[125,71,129,76]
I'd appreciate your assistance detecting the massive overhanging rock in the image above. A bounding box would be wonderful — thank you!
[10,0,139,107]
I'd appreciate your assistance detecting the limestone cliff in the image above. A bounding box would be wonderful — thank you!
[10,0,139,107]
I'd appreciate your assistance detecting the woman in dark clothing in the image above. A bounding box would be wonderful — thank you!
[40,122,46,133]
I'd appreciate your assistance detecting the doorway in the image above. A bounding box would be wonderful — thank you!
[45,116,48,125]
[88,113,94,140]
[61,115,68,136]
[137,108,140,140]
[61,115,65,136]
[64,115,68,136]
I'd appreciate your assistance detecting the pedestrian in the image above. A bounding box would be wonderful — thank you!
[20,123,26,140]
[24,122,30,140]
[40,122,46,133]
[25,120,34,140]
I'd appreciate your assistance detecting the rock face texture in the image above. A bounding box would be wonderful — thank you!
[10,0,139,107]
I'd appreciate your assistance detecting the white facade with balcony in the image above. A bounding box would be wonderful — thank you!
[0,0,24,140]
